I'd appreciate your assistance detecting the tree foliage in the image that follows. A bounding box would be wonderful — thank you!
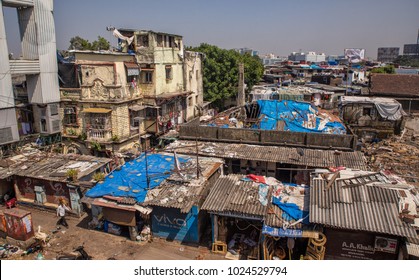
[187,43,264,110]
[69,36,110,51]
[370,65,395,74]
[393,55,419,67]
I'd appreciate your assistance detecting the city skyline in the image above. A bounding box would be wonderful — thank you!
[2,0,419,59]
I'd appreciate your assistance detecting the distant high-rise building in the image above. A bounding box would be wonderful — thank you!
[403,29,419,57]
[377,47,400,63]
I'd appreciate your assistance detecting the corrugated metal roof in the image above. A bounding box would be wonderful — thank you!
[143,158,222,213]
[166,140,367,170]
[201,174,267,218]
[310,175,418,238]
[0,150,111,182]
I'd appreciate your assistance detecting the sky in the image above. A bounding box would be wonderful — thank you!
[2,0,419,59]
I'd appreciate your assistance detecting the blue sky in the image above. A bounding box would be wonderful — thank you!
[2,0,419,59]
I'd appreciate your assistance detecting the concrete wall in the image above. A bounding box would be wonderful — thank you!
[81,65,114,85]
[179,125,357,150]
[111,105,130,139]
[184,51,204,120]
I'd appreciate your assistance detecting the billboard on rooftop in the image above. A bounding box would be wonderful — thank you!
[344,48,365,63]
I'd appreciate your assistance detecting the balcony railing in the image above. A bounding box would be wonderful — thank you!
[87,129,112,142]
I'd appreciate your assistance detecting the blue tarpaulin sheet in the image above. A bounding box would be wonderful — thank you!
[255,100,346,134]
[85,153,187,203]
[272,196,309,224]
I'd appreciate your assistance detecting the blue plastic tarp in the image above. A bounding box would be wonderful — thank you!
[85,153,187,203]
[272,196,309,224]
[255,100,346,134]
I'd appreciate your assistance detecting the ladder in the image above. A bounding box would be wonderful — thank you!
[339,172,383,188]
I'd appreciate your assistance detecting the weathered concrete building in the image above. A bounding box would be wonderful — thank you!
[115,29,205,136]
[59,51,148,154]
[0,0,60,152]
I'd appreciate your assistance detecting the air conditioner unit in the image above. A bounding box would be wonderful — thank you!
[374,237,397,254]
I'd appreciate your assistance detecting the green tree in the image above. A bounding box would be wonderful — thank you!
[370,65,395,74]
[187,43,263,110]
[68,36,110,51]
[69,36,92,50]
[91,36,110,51]
[393,55,419,67]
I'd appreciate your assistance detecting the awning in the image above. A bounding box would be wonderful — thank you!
[83,108,112,114]
[262,225,319,238]
[129,104,146,111]
[125,62,140,76]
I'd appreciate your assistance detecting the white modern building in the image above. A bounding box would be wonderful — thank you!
[288,51,326,63]
[0,0,60,147]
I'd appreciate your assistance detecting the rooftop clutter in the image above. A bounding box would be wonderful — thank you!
[255,100,346,134]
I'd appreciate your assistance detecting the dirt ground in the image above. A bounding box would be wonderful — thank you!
[1,205,225,260]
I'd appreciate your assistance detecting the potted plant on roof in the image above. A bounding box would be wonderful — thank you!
[92,172,105,184]
[66,169,79,182]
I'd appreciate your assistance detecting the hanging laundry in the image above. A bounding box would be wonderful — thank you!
[131,77,137,88]
[112,29,134,46]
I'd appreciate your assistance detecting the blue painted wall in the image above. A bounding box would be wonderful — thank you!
[151,206,199,243]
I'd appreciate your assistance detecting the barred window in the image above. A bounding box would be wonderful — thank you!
[64,106,77,126]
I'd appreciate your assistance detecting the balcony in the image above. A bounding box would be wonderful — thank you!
[87,129,112,142]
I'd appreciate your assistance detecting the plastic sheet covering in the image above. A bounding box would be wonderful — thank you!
[256,100,346,134]
[340,96,405,121]
[272,196,309,224]
[86,153,187,203]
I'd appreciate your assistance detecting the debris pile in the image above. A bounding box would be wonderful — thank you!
[363,136,419,184]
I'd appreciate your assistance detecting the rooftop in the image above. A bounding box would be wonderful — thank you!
[143,157,223,213]
[310,169,419,239]
[165,140,367,170]
[0,149,111,182]
[370,74,419,97]
[201,174,268,219]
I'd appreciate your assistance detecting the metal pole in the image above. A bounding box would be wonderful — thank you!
[196,138,199,179]
[145,150,150,190]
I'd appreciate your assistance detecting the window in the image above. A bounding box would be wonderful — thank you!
[137,35,149,47]
[165,65,172,80]
[64,106,77,126]
[141,71,153,83]
[188,97,193,107]
[363,107,371,116]
[130,110,144,127]
[86,113,110,130]
[145,107,157,120]
[40,119,47,132]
